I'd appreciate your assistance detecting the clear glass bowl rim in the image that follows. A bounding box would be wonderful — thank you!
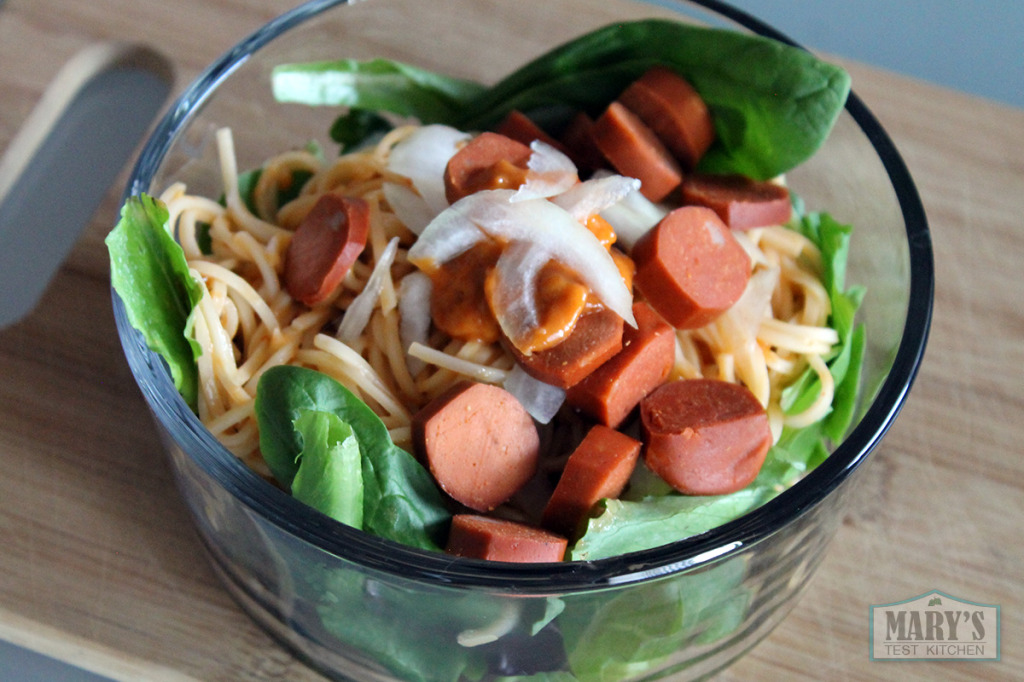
[115,0,935,592]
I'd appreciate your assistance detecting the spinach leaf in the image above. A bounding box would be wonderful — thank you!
[555,557,748,681]
[235,166,315,215]
[106,194,203,409]
[570,488,773,562]
[291,410,364,528]
[316,572,478,682]
[273,20,850,181]
[825,322,865,442]
[783,211,867,440]
[313,567,552,682]
[271,57,487,123]
[459,19,850,179]
[255,365,450,550]
[329,108,393,152]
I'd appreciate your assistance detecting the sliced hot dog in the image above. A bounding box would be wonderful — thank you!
[566,301,675,428]
[507,307,624,389]
[590,101,682,202]
[412,381,540,512]
[640,378,772,495]
[558,111,608,175]
[284,193,369,306]
[446,514,567,563]
[443,131,532,204]
[495,109,566,153]
[541,425,641,539]
[632,206,751,329]
[618,66,715,170]
[681,173,792,230]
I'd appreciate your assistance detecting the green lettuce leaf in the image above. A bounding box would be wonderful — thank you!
[105,194,203,409]
[255,365,450,550]
[458,20,850,180]
[291,410,364,528]
[556,557,748,681]
[571,487,774,562]
[272,57,487,123]
[274,20,850,181]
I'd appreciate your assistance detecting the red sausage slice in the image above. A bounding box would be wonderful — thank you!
[412,381,539,512]
[681,173,792,230]
[566,301,675,428]
[446,514,567,563]
[284,194,369,306]
[590,101,682,202]
[640,378,772,495]
[541,425,642,539]
[632,206,751,329]
[495,109,566,153]
[443,131,532,204]
[507,307,624,389]
[558,111,608,175]
[618,66,715,170]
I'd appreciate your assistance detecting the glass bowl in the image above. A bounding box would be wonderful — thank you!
[112,0,933,679]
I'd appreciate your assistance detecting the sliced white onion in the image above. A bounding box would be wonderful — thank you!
[510,140,579,202]
[398,270,432,376]
[382,181,435,236]
[596,169,670,252]
[411,190,635,327]
[487,240,548,350]
[405,197,487,270]
[550,174,641,222]
[503,365,565,425]
[336,237,400,344]
[385,124,470,226]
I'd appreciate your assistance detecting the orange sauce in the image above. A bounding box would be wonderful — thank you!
[426,154,632,353]
[485,260,590,353]
[584,214,617,248]
[429,241,503,343]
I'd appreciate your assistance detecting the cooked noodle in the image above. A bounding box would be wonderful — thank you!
[160,126,837,473]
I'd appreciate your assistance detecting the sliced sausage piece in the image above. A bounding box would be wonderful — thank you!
[632,206,751,329]
[566,301,675,427]
[444,132,532,204]
[618,66,715,170]
[541,425,641,539]
[558,111,608,175]
[681,173,792,230]
[412,381,539,512]
[640,378,772,495]
[507,307,624,389]
[495,109,566,153]
[284,194,370,306]
[446,514,567,563]
[590,101,682,202]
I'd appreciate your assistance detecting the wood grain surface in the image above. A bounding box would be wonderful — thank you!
[1,1,1021,680]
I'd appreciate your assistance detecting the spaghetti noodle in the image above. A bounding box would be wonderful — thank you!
[160,126,836,476]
